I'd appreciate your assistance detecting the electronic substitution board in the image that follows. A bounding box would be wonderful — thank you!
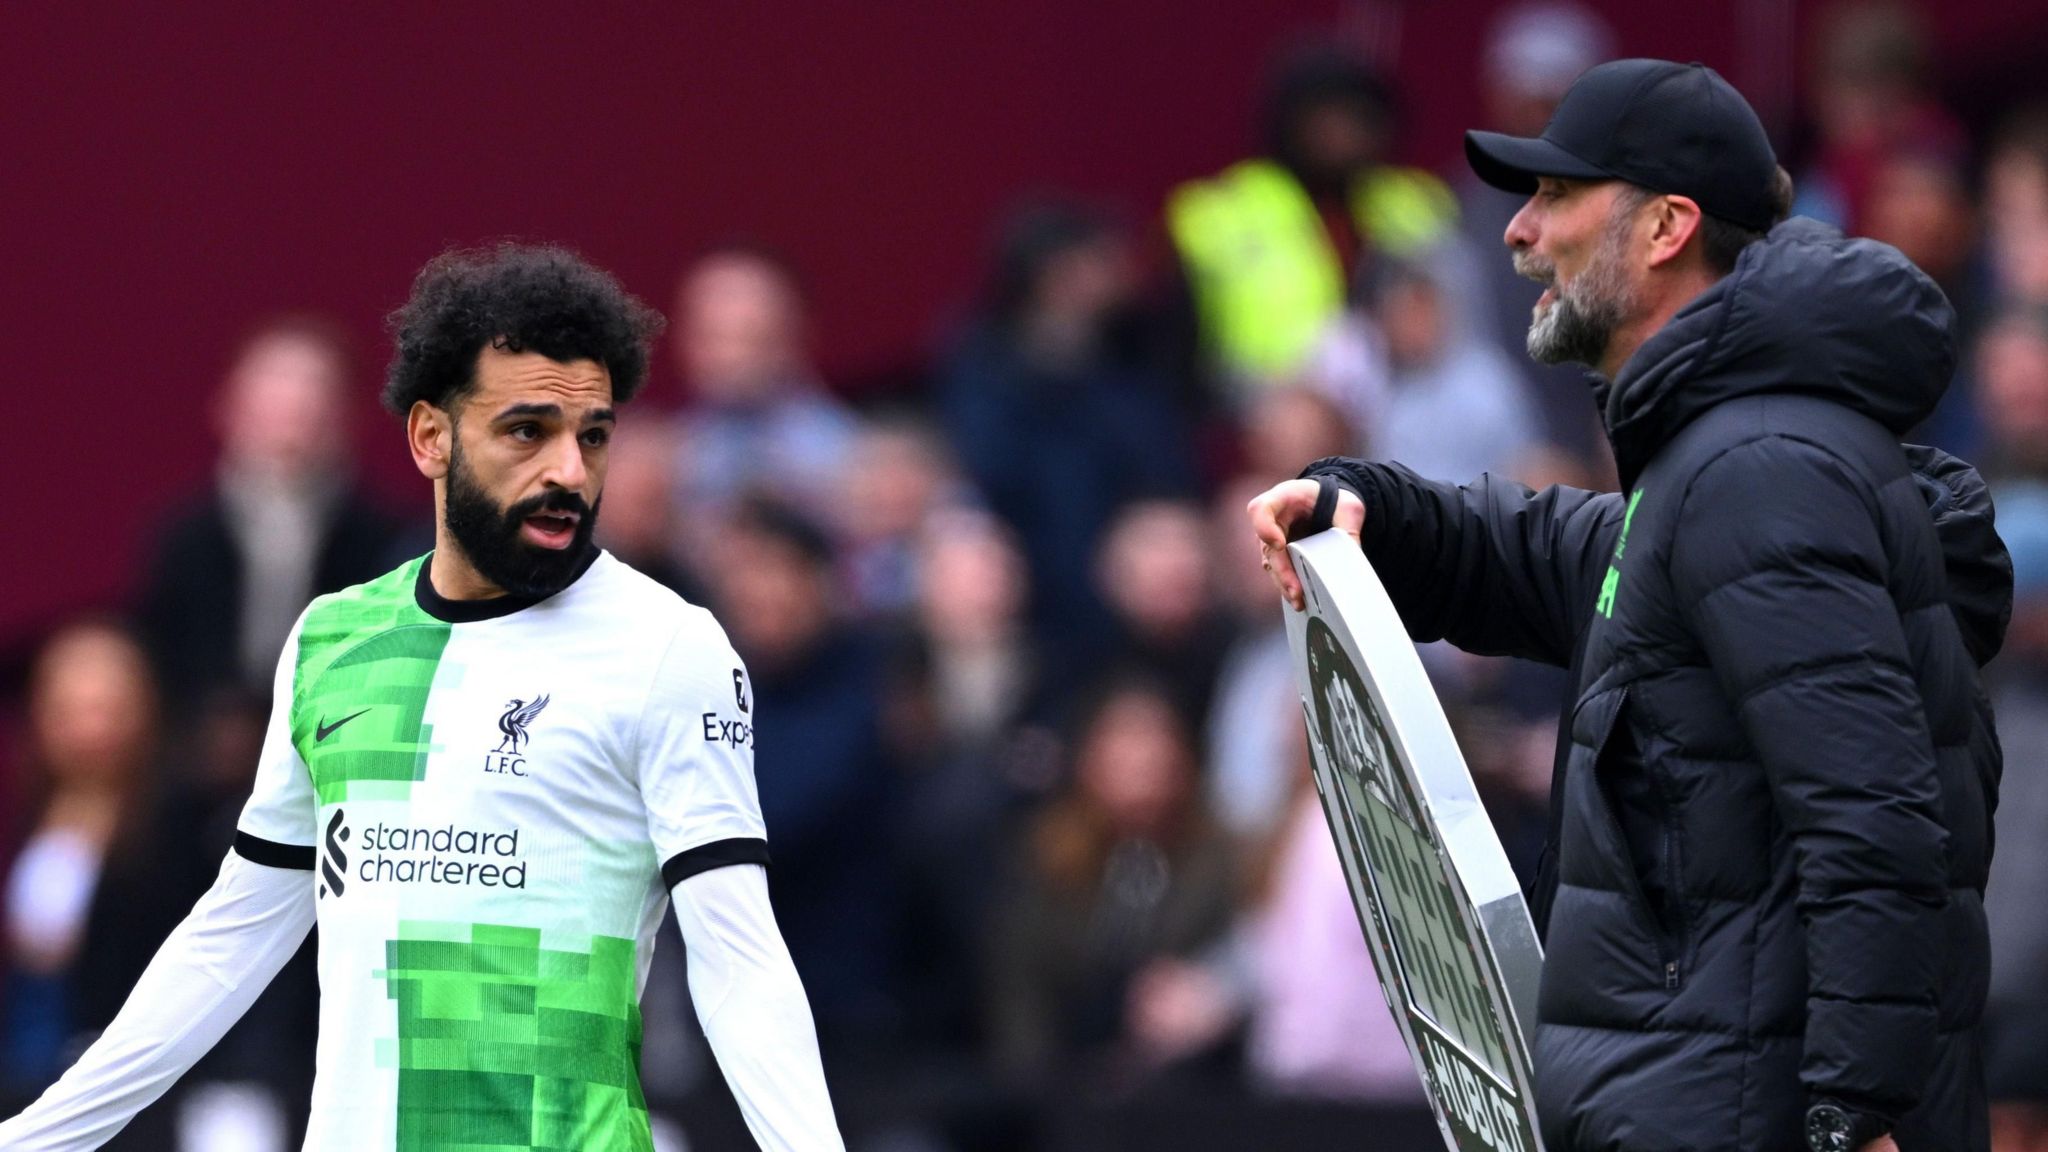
[1283,529,1547,1152]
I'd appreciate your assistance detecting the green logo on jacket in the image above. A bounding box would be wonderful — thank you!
[1596,490,1644,619]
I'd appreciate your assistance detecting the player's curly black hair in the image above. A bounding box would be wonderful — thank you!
[382,243,665,415]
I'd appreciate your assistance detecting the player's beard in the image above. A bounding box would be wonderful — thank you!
[1518,207,1639,370]
[443,438,601,599]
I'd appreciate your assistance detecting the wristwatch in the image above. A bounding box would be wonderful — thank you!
[1805,1101,1889,1152]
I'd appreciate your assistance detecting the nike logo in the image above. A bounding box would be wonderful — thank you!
[315,709,371,742]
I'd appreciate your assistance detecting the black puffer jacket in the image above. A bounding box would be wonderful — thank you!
[1306,218,2010,1152]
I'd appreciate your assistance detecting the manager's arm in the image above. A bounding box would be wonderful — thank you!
[0,852,314,1151]
[1671,438,1948,1128]
[1255,458,1622,666]
[670,863,843,1152]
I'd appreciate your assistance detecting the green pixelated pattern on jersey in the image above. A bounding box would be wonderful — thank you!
[293,557,453,803]
[377,922,650,1152]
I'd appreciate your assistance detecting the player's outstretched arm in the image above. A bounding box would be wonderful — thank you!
[0,852,315,1151]
[671,863,844,1152]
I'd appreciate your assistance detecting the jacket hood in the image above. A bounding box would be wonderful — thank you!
[1907,443,2014,667]
[1602,217,1956,488]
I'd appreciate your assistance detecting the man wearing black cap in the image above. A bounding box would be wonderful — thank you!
[1250,59,2007,1151]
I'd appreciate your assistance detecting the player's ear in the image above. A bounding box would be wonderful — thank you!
[408,400,453,481]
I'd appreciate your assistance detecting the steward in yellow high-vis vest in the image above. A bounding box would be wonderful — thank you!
[1167,45,1457,388]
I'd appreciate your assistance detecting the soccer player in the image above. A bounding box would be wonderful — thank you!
[0,245,843,1151]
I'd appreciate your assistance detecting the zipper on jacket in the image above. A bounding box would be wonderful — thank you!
[1655,767,1688,992]
[1586,686,1683,989]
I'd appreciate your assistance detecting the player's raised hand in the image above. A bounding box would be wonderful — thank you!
[1245,477,1365,612]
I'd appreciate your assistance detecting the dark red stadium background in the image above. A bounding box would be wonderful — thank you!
[6,1,2045,652]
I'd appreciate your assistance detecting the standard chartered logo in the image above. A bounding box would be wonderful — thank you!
[317,808,529,893]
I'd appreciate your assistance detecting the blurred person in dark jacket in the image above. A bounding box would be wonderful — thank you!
[1,622,190,1150]
[705,499,899,1057]
[1970,305,2048,1151]
[1091,499,1234,730]
[1865,138,1991,457]
[134,318,400,727]
[837,418,961,622]
[670,245,860,558]
[940,200,1196,648]
[590,422,704,602]
[1253,60,2007,1152]
[890,510,1060,1058]
[986,676,1236,1092]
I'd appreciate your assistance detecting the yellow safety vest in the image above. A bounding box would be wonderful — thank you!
[1168,158,1456,383]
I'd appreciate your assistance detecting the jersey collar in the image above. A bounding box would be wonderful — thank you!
[414,548,602,623]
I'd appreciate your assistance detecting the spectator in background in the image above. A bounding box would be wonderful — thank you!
[1167,42,1458,404]
[1242,735,1422,1103]
[705,499,900,1059]
[839,417,960,621]
[1122,733,1424,1106]
[1092,499,1234,730]
[1866,137,1990,456]
[591,422,704,602]
[134,317,399,729]
[1455,2,1615,461]
[986,676,1236,1091]
[1985,104,2048,301]
[1977,303,2048,483]
[893,510,1060,1054]
[1793,0,1965,235]
[1,622,188,1150]
[1206,395,1356,844]
[670,244,860,570]
[1985,556,2048,1152]
[1308,254,1541,483]
[940,200,1196,650]
[1967,305,2048,1151]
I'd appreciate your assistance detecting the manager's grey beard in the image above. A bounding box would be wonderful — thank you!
[1519,212,1639,368]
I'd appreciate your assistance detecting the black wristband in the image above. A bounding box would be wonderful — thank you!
[1301,473,1340,539]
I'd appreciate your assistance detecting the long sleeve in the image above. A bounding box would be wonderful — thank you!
[0,853,315,1151]
[1669,436,1949,1122]
[1301,456,1622,666]
[671,863,842,1152]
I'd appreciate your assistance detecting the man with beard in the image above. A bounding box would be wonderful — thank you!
[1249,61,2007,1151]
[0,245,844,1151]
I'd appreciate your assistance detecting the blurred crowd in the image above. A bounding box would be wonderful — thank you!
[5,3,2048,1150]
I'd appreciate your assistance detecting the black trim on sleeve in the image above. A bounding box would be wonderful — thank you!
[234,831,317,871]
[661,837,772,888]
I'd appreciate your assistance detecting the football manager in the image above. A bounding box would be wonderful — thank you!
[1251,60,2010,1152]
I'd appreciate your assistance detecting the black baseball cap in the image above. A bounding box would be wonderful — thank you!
[1465,58,1780,231]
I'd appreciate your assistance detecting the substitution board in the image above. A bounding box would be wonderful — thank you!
[1283,528,1547,1152]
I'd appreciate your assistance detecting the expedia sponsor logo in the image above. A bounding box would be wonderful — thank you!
[319,813,529,892]
[702,712,753,749]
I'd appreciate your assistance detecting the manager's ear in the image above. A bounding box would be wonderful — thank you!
[407,400,453,481]
[1646,194,1705,270]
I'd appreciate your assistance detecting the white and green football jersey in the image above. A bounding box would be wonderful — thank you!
[234,550,767,1152]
